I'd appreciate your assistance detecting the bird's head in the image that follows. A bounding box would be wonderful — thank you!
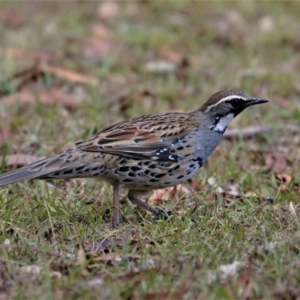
[199,89,268,133]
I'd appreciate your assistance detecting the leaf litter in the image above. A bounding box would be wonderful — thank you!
[0,2,300,299]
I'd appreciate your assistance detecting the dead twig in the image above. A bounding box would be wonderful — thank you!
[224,124,300,139]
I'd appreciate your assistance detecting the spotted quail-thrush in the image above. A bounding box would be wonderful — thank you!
[0,90,268,227]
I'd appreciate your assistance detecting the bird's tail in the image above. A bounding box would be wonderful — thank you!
[0,156,60,187]
[0,166,40,186]
[0,148,90,187]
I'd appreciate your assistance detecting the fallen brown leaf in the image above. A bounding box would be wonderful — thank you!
[276,173,292,192]
[78,21,120,62]
[134,90,156,110]
[208,177,241,198]
[0,48,61,63]
[218,182,240,198]
[237,268,255,299]
[149,184,190,205]
[0,63,96,98]
[40,64,98,86]
[97,2,120,19]
[211,10,246,46]
[159,46,183,64]
[283,36,300,52]
[89,23,115,40]
[105,87,130,106]
[0,9,25,28]
[293,183,300,195]
[277,98,292,109]
[187,177,202,192]
[265,154,288,172]
[82,39,116,61]
[0,127,10,144]
[1,88,81,108]
[2,154,41,168]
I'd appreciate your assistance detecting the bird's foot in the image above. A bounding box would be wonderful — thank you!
[155,207,172,221]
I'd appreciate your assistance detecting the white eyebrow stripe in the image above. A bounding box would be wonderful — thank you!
[205,95,248,112]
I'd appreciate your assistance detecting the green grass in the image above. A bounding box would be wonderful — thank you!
[0,1,300,299]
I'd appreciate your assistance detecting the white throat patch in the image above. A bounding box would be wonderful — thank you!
[215,113,234,132]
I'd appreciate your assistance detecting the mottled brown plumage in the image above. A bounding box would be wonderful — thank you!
[0,90,268,226]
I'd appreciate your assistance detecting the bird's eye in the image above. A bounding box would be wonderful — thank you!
[230,98,243,106]
[215,116,220,122]
[225,98,241,105]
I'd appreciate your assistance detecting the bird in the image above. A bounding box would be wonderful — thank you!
[0,89,268,227]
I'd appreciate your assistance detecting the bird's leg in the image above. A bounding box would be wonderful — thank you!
[128,190,169,219]
[113,181,121,227]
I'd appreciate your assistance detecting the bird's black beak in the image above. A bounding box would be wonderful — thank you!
[245,98,269,107]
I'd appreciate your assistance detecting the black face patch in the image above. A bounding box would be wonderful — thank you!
[211,98,245,123]
[225,98,247,115]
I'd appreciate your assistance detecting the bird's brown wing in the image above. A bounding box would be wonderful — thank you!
[78,112,199,161]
